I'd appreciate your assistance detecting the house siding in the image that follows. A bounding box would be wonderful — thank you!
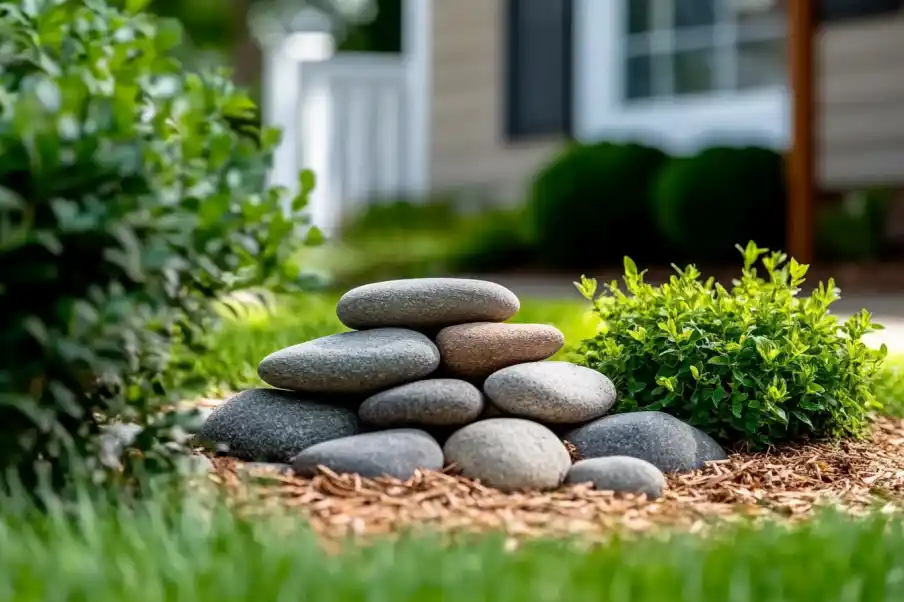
[429,0,564,202]
[428,1,904,198]
[818,11,904,188]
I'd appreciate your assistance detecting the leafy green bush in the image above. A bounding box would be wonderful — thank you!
[816,188,893,262]
[0,0,317,486]
[527,141,669,268]
[447,206,536,273]
[653,147,786,261]
[575,242,887,449]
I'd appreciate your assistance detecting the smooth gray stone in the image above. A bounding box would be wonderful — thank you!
[359,379,484,427]
[563,411,727,473]
[336,278,520,330]
[292,429,444,480]
[442,418,571,492]
[566,456,666,499]
[483,361,617,424]
[194,388,360,462]
[258,328,440,394]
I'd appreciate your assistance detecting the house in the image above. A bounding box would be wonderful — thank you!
[261,0,904,257]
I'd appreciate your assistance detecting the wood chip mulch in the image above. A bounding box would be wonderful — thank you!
[203,416,904,544]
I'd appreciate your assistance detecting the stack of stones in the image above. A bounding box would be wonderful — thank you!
[196,278,727,499]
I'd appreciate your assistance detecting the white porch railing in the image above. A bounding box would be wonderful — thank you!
[261,4,431,236]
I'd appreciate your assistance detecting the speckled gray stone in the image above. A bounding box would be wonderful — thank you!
[194,388,360,462]
[436,322,565,379]
[359,379,484,427]
[566,456,666,499]
[335,278,520,330]
[483,361,617,424]
[257,328,440,394]
[442,418,571,492]
[292,429,444,480]
[563,411,727,473]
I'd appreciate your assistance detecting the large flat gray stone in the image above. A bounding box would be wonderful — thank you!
[194,388,360,462]
[258,328,440,394]
[292,429,444,480]
[336,278,520,330]
[359,379,484,427]
[563,411,727,473]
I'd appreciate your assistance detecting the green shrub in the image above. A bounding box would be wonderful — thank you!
[340,197,462,237]
[447,206,536,273]
[527,141,669,268]
[653,147,786,261]
[0,0,317,486]
[816,188,893,262]
[575,242,887,449]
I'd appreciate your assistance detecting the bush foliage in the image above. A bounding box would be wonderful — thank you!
[575,242,887,449]
[653,146,786,261]
[527,141,669,268]
[0,0,317,485]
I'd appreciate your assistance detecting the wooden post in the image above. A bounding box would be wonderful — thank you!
[787,0,816,263]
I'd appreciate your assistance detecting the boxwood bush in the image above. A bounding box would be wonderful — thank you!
[526,141,669,268]
[652,146,786,262]
[575,242,887,449]
[0,0,318,487]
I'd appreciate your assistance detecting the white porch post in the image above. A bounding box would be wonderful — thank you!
[402,0,433,199]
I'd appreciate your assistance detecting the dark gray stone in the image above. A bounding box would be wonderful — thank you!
[563,411,727,473]
[483,361,617,424]
[359,379,484,427]
[566,456,666,499]
[335,278,520,330]
[291,429,444,480]
[257,328,440,394]
[194,388,360,462]
[442,418,571,492]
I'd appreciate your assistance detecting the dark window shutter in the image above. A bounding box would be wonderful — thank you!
[818,0,904,22]
[505,0,573,138]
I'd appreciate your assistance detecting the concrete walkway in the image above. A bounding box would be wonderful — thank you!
[470,274,904,353]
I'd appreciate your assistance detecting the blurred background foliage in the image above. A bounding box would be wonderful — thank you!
[132,0,401,93]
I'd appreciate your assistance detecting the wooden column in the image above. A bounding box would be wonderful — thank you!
[787,0,816,263]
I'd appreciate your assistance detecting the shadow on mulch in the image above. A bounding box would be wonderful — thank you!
[205,416,904,543]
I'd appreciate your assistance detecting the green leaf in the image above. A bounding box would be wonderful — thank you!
[623,256,638,277]
[305,226,325,247]
[125,0,152,13]
[299,169,316,195]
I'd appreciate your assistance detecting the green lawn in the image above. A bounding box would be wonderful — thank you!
[2,492,904,601]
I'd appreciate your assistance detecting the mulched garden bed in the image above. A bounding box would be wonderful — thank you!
[207,416,904,543]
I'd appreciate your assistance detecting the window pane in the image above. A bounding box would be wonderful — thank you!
[626,54,653,99]
[506,0,572,136]
[674,48,717,94]
[736,0,787,37]
[674,0,715,28]
[628,0,652,33]
[737,39,787,89]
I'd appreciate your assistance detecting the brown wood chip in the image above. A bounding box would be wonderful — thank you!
[204,416,904,544]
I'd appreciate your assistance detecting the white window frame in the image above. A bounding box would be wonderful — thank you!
[572,0,791,154]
